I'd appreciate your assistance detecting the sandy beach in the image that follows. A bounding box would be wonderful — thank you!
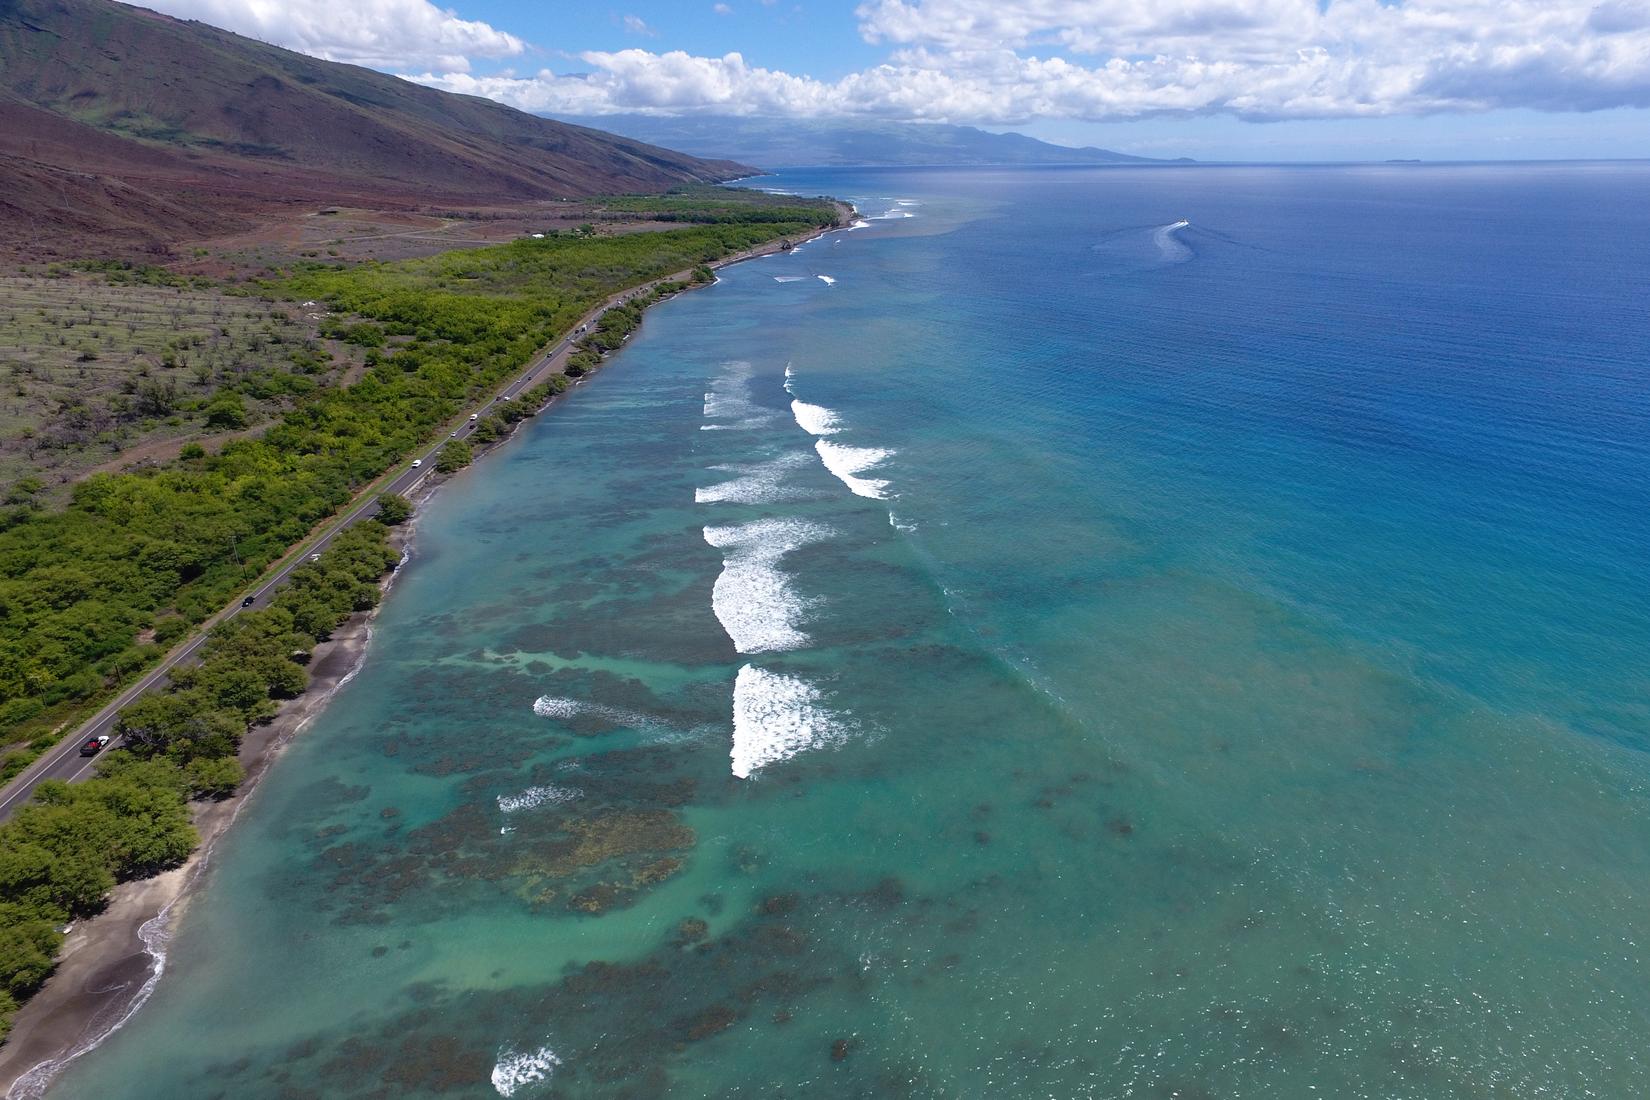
[0,202,854,1099]
[0,600,384,1098]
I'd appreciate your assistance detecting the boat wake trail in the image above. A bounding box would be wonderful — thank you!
[1153,220,1192,263]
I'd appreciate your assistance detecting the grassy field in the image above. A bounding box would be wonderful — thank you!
[0,273,362,499]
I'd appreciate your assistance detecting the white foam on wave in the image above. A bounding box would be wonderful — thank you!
[702,360,774,431]
[703,518,830,653]
[531,695,691,741]
[492,1047,562,1096]
[815,440,893,499]
[895,199,921,207]
[532,695,579,718]
[773,275,806,283]
[695,451,815,504]
[849,219,872,230]
[790,399,841,436]
[816,274,836,286]
[731,664,848,779]
[497,786,582,814]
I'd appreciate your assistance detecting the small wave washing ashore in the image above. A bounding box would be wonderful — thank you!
[731,664,849,779]
[695,451,818,505]
[815,440,893,499]
[491,1047,562,1097]
[703,518,832,654]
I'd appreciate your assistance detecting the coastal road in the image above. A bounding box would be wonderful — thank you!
[0,222,839,821]
[0,300,609,821]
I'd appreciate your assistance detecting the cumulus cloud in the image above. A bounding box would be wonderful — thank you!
[132,0,524,72]
[408,0,1650,123]
[138,0,1650,121]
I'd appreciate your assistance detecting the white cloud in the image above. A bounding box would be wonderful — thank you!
[408,0,1650,124]
[133,0,524,72]
[621,13,659,37]
[714,2,734,13]
[135,0,1650,121]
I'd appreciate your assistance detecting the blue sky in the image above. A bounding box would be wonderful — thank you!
[143,0,1650,160]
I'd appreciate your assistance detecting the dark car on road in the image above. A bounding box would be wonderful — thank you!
[79,735,110,757]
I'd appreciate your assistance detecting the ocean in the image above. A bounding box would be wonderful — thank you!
[51,164,1650,1097]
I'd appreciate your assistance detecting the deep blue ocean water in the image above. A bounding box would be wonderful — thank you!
[54,164,1650,1097]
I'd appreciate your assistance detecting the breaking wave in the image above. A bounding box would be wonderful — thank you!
[790,399,842,437]
[531,695,579,719]
[530,695,698,743]
[492,1047,562,1096]
[816,274,837,286]
[701,360,774,431]
[703,518,831,653]
[497,786,582,814]
[696,451,816,505]
[731,664,848,779]
[815,440,893,499]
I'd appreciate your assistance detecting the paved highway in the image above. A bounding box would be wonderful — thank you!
[0,296,617,821]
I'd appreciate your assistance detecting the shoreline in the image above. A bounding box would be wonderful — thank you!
[0,204,854,1099]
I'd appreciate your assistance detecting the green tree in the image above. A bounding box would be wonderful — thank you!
[435,439,472,473]
[184,756,243,800]
[374,493,413,525]
[203,393,248,430]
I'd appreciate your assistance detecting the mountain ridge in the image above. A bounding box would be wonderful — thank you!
[550,115,1188,170]
[0,0,753,255]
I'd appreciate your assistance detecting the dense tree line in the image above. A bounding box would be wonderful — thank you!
[0,204,830,765]
[0,519,400,1039]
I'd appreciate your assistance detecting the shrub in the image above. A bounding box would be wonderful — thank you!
[434,439,472,474]
[374,493,413,525]
[202,393,248,430]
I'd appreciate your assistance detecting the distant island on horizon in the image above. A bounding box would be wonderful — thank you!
[548,115,1192,170]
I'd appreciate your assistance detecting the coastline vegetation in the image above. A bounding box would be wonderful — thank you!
[0,518,400,1038]
[0,192,837,778]
[0,188,838,1040]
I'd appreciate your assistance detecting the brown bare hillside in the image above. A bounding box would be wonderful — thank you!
[0,0,753,256]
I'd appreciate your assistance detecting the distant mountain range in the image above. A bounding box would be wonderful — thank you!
[0,0,749,255]
[551,116,1188,170]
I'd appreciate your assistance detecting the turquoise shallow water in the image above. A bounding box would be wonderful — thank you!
[55,165,1650,1097]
